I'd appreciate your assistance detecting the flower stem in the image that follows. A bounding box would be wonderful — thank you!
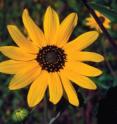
[43,95,48,124]
[81,0,117,50]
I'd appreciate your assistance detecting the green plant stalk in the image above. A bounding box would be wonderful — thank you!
[43,95,48,124]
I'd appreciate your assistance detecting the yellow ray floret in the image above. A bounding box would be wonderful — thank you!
[85,10,111,32]
[0,6,104,107]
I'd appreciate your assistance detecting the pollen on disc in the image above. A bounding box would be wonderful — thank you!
[36,45,67,72]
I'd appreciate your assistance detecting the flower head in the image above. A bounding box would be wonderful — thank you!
[0,6,104,107]
[85,10,111,32]
[12,108,29,122]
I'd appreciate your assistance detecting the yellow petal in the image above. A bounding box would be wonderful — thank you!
[9,61,40,90]
[65,61,102,77]
[61,69,97,90]
[68,51,104,62]
[7,25,38,53]
[22,9,46,47]
[0,46,36,61]
[65,31,99,51]
[43,6,59,44]
[0,60,33,74]
[28,71,48,107]
[48,72,63,104]
[104,21,111,29]
[59,72,79,106]
[56,13,78,46]
[95,11,101,16]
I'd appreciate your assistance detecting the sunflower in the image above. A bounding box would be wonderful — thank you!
[0,6,104,107]
[85,10,111,32]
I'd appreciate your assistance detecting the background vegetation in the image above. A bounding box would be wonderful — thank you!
[0,0,117,124]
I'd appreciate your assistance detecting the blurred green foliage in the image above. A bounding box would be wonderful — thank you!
[0,0,117,124]
[90,2,117,23]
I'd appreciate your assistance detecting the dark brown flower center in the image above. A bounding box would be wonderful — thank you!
[36,45,66,72]
[99,16,105,23]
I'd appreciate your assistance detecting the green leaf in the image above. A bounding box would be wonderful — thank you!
[89,2,117,23]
